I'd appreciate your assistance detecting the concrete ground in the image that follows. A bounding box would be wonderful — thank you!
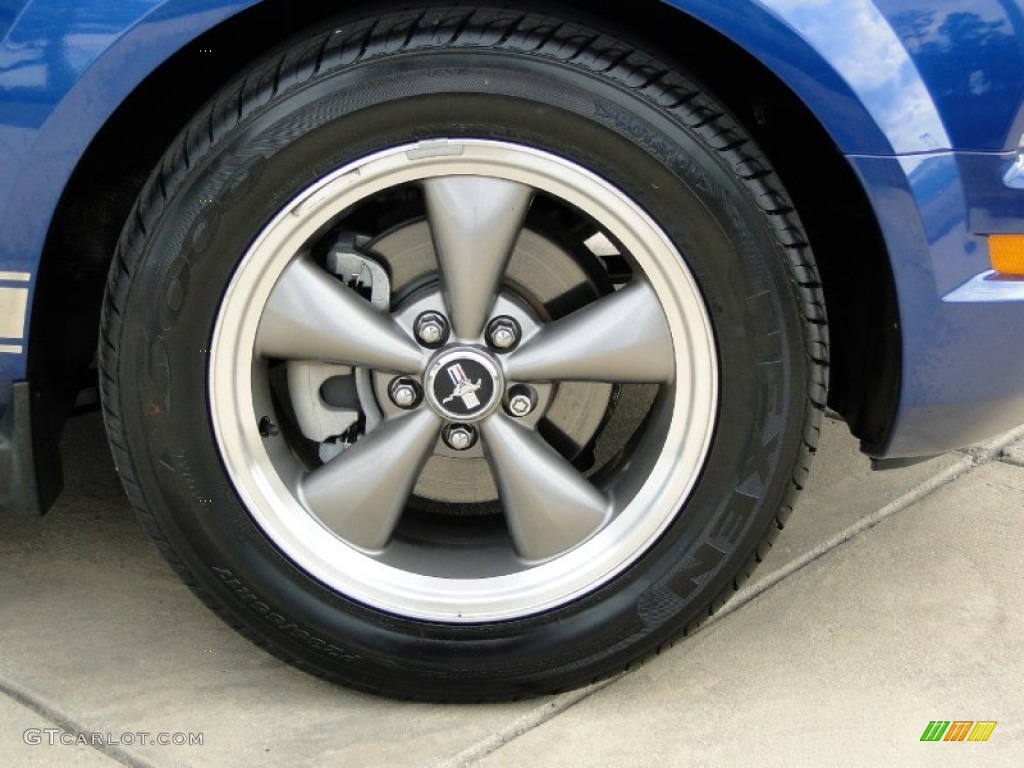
[2,412,1022,767]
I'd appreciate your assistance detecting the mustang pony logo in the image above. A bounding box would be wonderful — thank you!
[441,363,482,409]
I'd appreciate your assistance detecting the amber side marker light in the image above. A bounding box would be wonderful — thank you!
[989,234,1024,275]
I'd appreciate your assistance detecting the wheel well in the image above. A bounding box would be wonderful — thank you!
[31,0,899,463]
[29,0,351,468]
[583,0,901,450]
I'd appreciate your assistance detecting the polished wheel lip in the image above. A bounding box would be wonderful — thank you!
[209,139,718,623]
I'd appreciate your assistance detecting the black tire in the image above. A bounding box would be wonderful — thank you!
[99,6,826,701]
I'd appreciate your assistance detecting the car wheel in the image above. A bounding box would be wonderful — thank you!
[99,6,826,700]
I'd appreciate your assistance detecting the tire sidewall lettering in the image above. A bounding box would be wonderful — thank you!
[111,15,819,694]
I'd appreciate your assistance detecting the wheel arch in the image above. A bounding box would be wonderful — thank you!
[27,0,901,514]
[596,0,903,450]
[24,0,344,506]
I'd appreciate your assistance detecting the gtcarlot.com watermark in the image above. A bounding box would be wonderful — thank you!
[24,729,203,747]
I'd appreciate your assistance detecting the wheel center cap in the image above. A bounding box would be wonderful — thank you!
[425,348,503,421]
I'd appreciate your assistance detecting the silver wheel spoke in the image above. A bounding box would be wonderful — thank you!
[423,176,533,339]
[256,256,422,373]
[482,414,610,561]
[504,280,674,383]
[211,141,719,622]
[300,410,441,550]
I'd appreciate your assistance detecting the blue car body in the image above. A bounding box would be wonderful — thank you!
[2,0,1023,514]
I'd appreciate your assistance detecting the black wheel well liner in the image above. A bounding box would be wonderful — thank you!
[29,0,899,503]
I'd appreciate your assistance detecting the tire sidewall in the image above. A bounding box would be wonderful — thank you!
[114,43,807,694]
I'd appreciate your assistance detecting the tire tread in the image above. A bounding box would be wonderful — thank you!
[99,5,828,702]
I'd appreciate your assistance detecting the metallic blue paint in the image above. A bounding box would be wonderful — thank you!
[0,0,256,387]
[849,152,1024,454]
[663,0,943,154]
[877,0,1024,152]
[1,0,1024,460]
[663,0,1024,153]
[956,150,1024,233]
[661,0,1024,454]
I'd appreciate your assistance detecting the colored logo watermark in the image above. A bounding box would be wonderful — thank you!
[920,721,997,742]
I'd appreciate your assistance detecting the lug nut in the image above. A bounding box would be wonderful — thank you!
[486,316,521,351]
[506,384,537,418]
[443,424,477,451]
[389,378,422,409]
[415,311,449,348]
[508,395,533,417]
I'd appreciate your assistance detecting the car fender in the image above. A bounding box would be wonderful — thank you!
[0,0,258,380]
[665,0,1024,154]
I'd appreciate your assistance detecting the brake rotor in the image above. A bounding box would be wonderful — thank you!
[364,218,614,504]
